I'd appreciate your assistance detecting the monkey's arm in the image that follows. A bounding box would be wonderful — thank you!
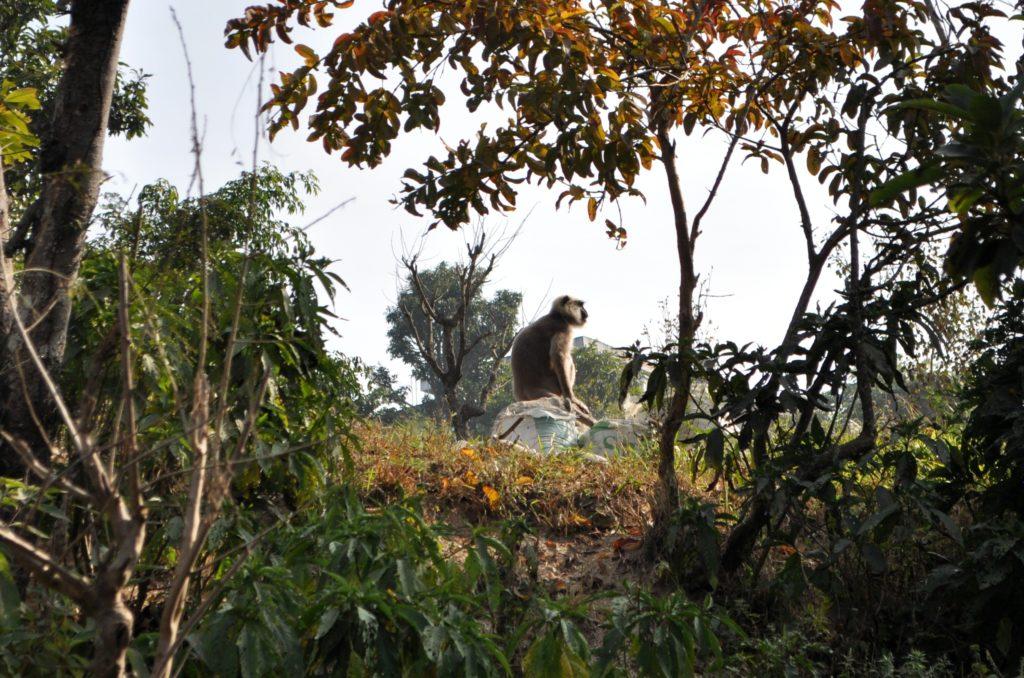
[549,334,575,407]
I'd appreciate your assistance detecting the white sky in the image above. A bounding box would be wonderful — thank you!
[103,1,852,395]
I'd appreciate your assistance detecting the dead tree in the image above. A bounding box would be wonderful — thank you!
[394,229,520,439]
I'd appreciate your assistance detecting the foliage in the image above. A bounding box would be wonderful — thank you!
[0,163,361,674]
[0,0,151,212]
[873,82,1024,306]
[348,358,409,421]
[957,279,1024,514]
[572,341,633,420]
[0,1,151,140]
[0,81,40,164]
[898,281,1024,664]
[594,587,739,677]
[84,166,355,501]
[188,488,511,677]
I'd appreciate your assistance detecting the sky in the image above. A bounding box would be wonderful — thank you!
[103,1,851,397]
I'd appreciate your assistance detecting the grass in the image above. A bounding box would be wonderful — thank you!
[348,418,677,535]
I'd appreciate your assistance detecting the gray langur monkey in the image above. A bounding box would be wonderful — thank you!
[510,295,595,425]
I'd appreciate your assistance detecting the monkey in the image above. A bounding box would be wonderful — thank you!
[510,295,595,425]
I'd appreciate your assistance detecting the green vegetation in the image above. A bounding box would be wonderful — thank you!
[0,0,1022,675]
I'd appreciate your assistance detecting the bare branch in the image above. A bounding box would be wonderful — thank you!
[0,430,92,504]
[117,256,142,510]
[0,525,93,606]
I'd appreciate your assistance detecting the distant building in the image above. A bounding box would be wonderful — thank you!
[573,335,618,353]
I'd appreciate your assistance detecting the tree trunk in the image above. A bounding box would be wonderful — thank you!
[446,388,470,439]
[647,125,698,554]
[0,0,131,474]
[720,107,877,577]
[90,594,134,677]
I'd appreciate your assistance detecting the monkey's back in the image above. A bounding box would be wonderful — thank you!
[510,314,567,401]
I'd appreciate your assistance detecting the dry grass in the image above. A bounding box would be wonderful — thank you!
[341,419,732,599]
[347,419,671,535]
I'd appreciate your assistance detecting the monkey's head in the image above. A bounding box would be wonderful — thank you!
[552,295,588,327]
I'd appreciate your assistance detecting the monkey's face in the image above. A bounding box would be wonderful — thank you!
[558,296,587,326]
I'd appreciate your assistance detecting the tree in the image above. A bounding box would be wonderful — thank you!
[0,0,150,218]
[226,0,1020,571]
[386,232,521,438]
[349,358,409,421]
[226,0,764,544]
[572,341,633,420]
[0,160,356,675]
[0,0,137,475]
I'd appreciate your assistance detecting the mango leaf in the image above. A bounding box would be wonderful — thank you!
[704,428,725,472]
[972,264,1000,307]
[897,98,969,119]
[870,163,943,206]
[997,618,1013,657]
[0,551,20,625]
[523,632,588,678]
[930,509,963,546]
[861,542,887,574]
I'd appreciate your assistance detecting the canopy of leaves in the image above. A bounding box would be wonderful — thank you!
[349,358,409,421]
[874,83,1024,305]
[79,166,355,500]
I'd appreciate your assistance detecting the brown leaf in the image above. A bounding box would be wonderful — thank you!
[612,536,642,552]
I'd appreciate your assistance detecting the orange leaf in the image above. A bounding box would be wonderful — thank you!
[463,470,479,485]
[569,513,591,527]
[515,475,534,486]
[482,485,500,509]
[294,43,318,67]
[612,536,642,552]
[460,447,477,460]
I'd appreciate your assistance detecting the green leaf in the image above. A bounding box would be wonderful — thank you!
[196,612,240,675]
[347,651,366,678]
[861,542,887,574]
[972,264,1000,307]
[948,187,984,214]
[857,504,899,536]
[316,607,340,639]
[930,509,963,546]
[0,551,20,625]
[2,87,41,109]
[945,84,985,112]
[897,98,969,119]
[238,624,268,678]
[870,163,943,207]
[997,618,1013,657]
[523,632,588,678]
[704,428,725,472]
